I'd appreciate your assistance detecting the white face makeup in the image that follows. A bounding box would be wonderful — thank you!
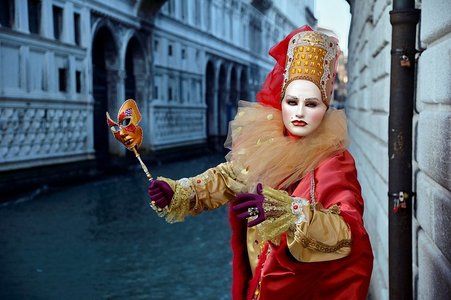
[281,80,327,137]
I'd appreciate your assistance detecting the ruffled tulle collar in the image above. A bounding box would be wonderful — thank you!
[225,101,349,191]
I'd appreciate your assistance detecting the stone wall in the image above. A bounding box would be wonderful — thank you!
[347,0,451,299]
[347,1,392,298]
[414,0,451,298]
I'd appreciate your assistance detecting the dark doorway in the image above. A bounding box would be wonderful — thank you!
[229,67,237,125]
[125,41,136,100]
[205,61,216,148]
[218,64,227,137]
[240,69,249,101]
[92,26,117,170]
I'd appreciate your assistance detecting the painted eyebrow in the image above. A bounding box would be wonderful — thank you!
[304,97,320,102]
[285,96,319,102]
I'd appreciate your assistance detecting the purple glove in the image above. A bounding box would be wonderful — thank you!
[232,183,266,227]
[148,180,174,208]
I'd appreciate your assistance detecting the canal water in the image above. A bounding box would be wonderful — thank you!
[0,153,232,299]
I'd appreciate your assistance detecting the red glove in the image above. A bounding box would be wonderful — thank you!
[148,180,174,208]
[232,183,266,227]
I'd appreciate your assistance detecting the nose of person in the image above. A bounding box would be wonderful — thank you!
[295,102,305,118]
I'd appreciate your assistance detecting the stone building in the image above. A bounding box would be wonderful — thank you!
[150,0,315,151]
[346,0,451,299]
[0,0,314,194]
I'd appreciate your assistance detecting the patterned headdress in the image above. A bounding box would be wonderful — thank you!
[282,30,339,106]
[257,25,340,109]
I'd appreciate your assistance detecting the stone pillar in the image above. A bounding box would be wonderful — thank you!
[15,0,29,33]
[219,87,229,136]
[40,0,53,39]
[62,1,74,44]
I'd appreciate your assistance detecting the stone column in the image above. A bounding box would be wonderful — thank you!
[62,1,74,44]
[14,0,29,33]
[40,0,53,39]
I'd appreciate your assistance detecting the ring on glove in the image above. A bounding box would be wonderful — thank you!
[247,207,259,217]
[150,200,163,212]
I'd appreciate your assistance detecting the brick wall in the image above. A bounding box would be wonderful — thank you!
[347,0,451,299]
[347,1,392,299]
[414,0,451,298]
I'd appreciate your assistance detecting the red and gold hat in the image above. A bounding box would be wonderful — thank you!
[257,25,340,109]
[282,30,339,106]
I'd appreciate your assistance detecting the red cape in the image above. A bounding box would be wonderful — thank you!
[229,150,373,300]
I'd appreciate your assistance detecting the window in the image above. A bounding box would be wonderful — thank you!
[28,0,41,34]
[58,68,67,92]
[154,39,159,52]
[193,0,199,26]
[181,0,187,20]
[168,44,173,56]
[53,5,63,40]
[154,85,159,99]
[181,48,186,59]
[0,0,14,28]
[167,0,174,15]
[168,87,172,100]
[74,13,81,45]
[75,71,81,93]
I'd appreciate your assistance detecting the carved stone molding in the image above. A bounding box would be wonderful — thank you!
[0,106,89,162]
[151,106,206,145]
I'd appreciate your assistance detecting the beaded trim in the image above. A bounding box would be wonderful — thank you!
[294,230,352,253]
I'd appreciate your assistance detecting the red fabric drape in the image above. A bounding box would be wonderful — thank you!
[229,151,373,300]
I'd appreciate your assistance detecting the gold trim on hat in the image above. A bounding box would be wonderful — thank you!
[282,31,339,106]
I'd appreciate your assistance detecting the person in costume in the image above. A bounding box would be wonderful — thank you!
[147,25,373,300]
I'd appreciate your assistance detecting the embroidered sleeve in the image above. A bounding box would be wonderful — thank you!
[256,186,352,262]
[155,162,246,223]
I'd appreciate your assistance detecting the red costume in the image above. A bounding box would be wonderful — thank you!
[230,151,373,299]
[149,25,373,300]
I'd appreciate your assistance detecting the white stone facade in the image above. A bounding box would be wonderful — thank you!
[0,0,314,172]
[151,0,314,148]
[346,0,451,299]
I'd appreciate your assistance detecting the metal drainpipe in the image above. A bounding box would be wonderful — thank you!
[388,0,420,299]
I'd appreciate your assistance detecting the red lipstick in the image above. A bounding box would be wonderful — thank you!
[292,120,307,127]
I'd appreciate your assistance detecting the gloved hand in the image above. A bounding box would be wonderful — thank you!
[232,183,266,227]
[148,180,174,208]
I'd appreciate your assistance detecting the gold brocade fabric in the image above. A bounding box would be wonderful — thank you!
[287,205,352,262]
[152,177,192,223]
[154,163,247,222]
[258,186,352,262]
[224,101,349,192]
[257,187,301,244]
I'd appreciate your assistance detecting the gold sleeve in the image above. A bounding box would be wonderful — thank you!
[257,187,352,262]
[154,162,246,223]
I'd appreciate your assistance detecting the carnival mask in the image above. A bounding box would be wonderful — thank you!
[106,99,143,150]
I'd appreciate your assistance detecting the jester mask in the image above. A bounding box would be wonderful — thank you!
[106,99,143,150]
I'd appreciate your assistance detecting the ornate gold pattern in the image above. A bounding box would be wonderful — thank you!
[256,187,311,244]
[150,176,192,223]
[283,31,339,106]
[295,230,352,253]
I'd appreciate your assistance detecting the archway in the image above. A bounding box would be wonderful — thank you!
[92,26,117,168]
[124,36,146,100]
[124,35,147,155]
